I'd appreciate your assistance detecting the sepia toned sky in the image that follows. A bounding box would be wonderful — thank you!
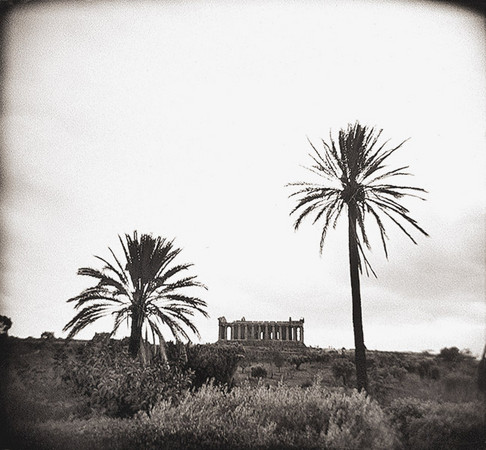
[1,1,485,354]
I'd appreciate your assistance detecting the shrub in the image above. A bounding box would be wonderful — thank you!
[0,315,12,335]
[416,358,440,379]
[144,382,398,449]
[478,351,486,392]
[331,358,354,386]
[9,383,399,449]
[289,355,308,370]
[306,349,331,364]
[251,366,267,379]
[270,350,285,372]
[56,340,192,418]
[441,372,479,402]
[439,346,461,362]
[388,397,486,449]
[184,343,244,388]
[40,332,55,339]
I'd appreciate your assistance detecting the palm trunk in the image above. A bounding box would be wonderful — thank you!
[128,306,142,358]
[348,205,368,392]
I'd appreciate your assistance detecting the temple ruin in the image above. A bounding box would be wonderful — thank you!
[218,317,304,343]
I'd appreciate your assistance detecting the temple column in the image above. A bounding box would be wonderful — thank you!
[264,323,269,340]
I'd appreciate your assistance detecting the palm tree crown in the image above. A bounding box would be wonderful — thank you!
[64,231,208,358]
[289,121,428,274]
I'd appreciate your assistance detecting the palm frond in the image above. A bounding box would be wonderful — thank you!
[63,303,117,338]
[65,231,208,346]
[288,121,427,275]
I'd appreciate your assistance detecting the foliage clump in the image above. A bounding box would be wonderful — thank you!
[143,382,398,448]
[0,315,12,336]
[56,339,192,418]
[179,343,244,388]
[331,358,355,386]
[250,366,268,379]
[289,355,309,370]
[387,397,485,449]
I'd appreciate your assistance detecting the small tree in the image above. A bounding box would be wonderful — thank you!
[439,347,461,362]
[0,316,12,336]
[332,359,355,386]
[289,355,308,370]
[251,366,267,379]
[271,350,285,372]
[41,331,55,339]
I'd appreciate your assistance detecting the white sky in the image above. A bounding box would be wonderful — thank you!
[1,1,485,355]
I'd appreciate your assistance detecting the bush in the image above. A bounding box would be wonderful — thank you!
[289,355,309,370]
[478,351,486,392]
[251,366,267,379]
[56,340,192,417]
[9,383,399,449]
[184,344,244,388]
[441,372,479,402]
[144,382,398,448]
[388,397,486,449]
[439,346,461,362]
[331,358,354,386]
[416,359,440,379]
[40,332,55,340]
[270,350,285,372]
[306,349,331,364]
[0,315,12,336]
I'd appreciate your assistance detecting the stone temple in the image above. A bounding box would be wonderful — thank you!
[218,317,304,344]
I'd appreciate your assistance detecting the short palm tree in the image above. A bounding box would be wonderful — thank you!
[288,121,428,391]
[64,231,208,359]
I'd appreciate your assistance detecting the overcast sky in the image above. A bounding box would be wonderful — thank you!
[1,1,485,355]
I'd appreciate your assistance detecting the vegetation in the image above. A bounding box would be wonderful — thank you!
[331,358,355,386]
[387,397,485,449]
[63,231,208,359]
[288,122,428,391]
[2,337,485,449]
[55,339,192,417]
[8,382,399,449]
[0,315,12,335]
[250,366,268,379]
[183,343,244,388]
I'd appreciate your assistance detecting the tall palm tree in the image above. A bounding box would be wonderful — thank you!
[288,122,428,391]
[64,231,208,359]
